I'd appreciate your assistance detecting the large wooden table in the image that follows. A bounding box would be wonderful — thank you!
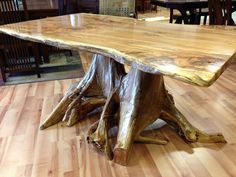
[0,13,235,165]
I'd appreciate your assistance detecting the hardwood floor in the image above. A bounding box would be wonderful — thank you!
[0,62,235,177]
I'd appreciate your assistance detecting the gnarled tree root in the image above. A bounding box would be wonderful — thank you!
[40,54,226,166]
[159,92,226,143]
[40,54,125,129]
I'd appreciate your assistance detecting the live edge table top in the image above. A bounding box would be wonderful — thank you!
[0,13,235,87]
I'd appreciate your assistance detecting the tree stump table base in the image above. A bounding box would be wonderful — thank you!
[40,55,226,166]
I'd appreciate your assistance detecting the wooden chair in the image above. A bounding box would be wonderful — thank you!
[59,0,99,15]
[0,0,41,82]
[169,8,208,25]
[65,0,79,14]
[136,0,151,13]
[208,0,235,26]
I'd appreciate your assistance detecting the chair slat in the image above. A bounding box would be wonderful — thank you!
[208,0,235,25]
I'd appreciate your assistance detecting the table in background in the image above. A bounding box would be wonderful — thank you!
[151,0,236,24]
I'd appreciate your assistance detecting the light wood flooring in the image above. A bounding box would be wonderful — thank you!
[0,62,235,177]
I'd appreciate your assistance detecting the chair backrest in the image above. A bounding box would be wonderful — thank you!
[65,0,79,14]
[77,0,99,14]
[208,0,235,25]
[99,0,136,17]
[61,0,99,15]
[0,0,28,24]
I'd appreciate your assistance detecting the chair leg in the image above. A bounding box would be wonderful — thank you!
[32,44,41,78]
[0,67,6,83]
[42,45,50,63]
[203,15,207,25]
[37,72,41,78]
[169,8,173,23]
[69,50,73,56]
[36,59,41,78]
[0,51,6,83]
[194,14,201,24]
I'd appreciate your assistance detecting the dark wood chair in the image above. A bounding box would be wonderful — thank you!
[136,0,151,13]
[77,0,99,14]
[58,0,99,15]
[169,8,208,25]
[208,0,235,26]
[99,0,136,17]
[65,0,79,14]
[0,0,41,82]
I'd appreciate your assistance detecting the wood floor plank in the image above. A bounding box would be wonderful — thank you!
[0,63,235,177]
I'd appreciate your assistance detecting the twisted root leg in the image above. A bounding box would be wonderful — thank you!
[40,57,98,130]
[39,79,93,130]
[113,69,167,165]
[87,91,119,160]
[40,53,227,166]
[40,96,73,130]
[64,97,106,126]
[40,54,125,130]
[86,69,168,165]
[160,92,226,143]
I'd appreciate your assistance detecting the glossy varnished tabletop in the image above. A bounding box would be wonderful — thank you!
[0,13,235,86]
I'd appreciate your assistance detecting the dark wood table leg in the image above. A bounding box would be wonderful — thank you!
[175,8,199,24]
[42,44,49,63]
[189,9,198,24]
[169,8,174,23]
[0,50,6,85]
[58,0,65,15]
[176,8,189,24]
[142,0,145,13]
